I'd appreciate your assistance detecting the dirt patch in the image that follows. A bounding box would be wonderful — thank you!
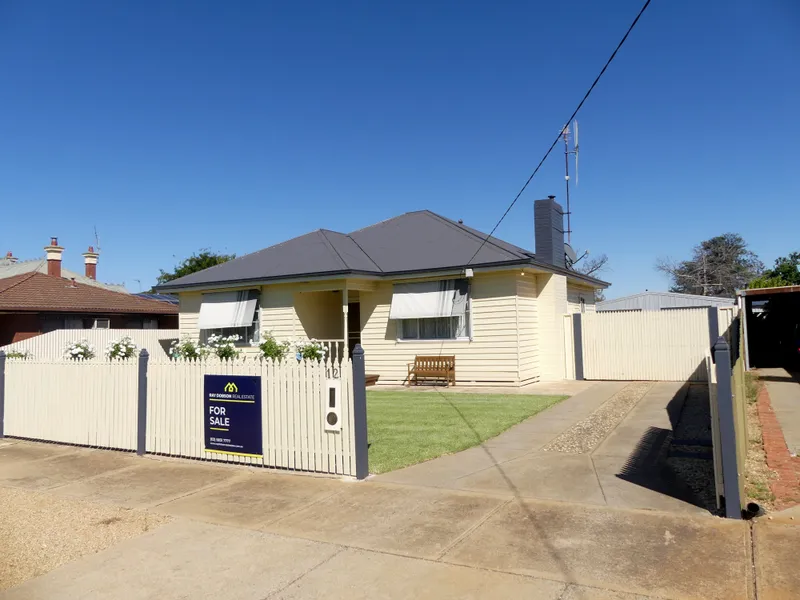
[0,487,170,591]
[745,396,777,510]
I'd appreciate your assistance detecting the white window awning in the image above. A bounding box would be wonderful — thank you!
[389,279,469,320]
[198,290,258,329]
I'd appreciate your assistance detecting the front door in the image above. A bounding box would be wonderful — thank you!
[348,302,361,357]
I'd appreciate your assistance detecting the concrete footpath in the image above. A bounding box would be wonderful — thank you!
[0,438,798,599]
[376,382,702,513]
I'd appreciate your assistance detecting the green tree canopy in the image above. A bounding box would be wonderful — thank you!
[656,233,763,298]
[156,250,235,286]
[749,252,800,288]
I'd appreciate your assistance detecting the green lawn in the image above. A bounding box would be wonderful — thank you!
[366,391,566,474]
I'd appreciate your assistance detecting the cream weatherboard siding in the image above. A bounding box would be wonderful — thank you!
[174,270,594,386]
[177,285,341,344]
[567,282,596,313]
[359,272,524,386]
[536,273,568,381]
[179,292,202,337]
[516,274,539,384]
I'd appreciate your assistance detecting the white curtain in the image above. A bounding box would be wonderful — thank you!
[198,290,258,329]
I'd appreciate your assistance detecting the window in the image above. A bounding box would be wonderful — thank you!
[398,303,471,341]
[92,318,110,329]
[391,278,471,341]
[199,289,260,346]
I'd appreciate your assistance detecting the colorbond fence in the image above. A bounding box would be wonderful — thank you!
[564,307,738,382]
[0,349,369,479]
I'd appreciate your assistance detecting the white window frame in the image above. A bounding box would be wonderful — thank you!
[201,304,261,347]
[396,298,471,342]
[92,318,111,329]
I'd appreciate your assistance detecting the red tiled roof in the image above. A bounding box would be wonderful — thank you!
[0,272,178,315]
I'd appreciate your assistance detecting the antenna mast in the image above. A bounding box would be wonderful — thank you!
[561,120,579,244]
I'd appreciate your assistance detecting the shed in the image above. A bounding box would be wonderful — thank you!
[597,291,735,312]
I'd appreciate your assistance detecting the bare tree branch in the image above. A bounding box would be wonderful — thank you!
[572,252,609,277]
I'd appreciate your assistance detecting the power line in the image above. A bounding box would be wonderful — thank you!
[466,0,652,266]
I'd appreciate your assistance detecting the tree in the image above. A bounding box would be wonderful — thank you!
[572,252,609,277]
[156,250,236,286]
[655,233,763,298]
[749,252,800,288]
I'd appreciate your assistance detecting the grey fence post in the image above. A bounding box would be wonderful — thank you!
[137,349,149,456]
[708,307,720,359]
[0,351,6,439]
[714,338,742,519]
[351,344,369,480]
[572,313,584,381]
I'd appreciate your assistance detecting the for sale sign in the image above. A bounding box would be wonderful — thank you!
[203,375,263,458]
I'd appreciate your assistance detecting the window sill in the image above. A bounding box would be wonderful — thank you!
[396,338,471,344]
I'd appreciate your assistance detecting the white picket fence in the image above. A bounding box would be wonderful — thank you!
[1,329,179,360]
[2,356,359,477]
[146,358,357,475]
[4,359,139,450]
[564,307,738,382]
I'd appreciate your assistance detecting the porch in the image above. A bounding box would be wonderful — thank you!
[266,282,368,366]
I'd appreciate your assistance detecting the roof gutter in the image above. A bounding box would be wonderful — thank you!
[155,258,609,294]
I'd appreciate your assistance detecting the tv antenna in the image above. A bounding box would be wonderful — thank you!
[561,120,579,243]
[93,226,102,254]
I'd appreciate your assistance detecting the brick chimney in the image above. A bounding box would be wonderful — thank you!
[4,251,17,264]
[82,246,99,280]
[44,237,64,278]
[534,196,566,268]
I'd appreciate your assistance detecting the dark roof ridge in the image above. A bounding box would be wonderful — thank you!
[420,210,528,260]
[345,233,384,273]
[317,230,350,270]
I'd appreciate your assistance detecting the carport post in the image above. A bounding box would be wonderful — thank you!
[713,338,742,519]
[136,349,149,456]
[0,351,5,439]
[351,344,369,479]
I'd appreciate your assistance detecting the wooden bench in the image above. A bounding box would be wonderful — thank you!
[408,356,456,386]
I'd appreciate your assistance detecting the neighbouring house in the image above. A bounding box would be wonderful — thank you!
[1,247,127,293]
[0,239,178,345]
[597,291,735,312]
[156,198,609,386]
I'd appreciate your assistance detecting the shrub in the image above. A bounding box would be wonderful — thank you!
[6,349,32,359]
[105,336,137,360]
[169,336,210,360]
[206,333,241,360]
[258,332,291,361]
[295,339,327,362]
[65,340,95,360]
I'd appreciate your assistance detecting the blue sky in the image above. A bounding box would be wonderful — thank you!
[1,0,797,297]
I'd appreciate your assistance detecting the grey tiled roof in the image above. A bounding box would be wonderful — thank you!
[157,210,606,290]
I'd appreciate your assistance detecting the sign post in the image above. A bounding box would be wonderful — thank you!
[204,374,263,458]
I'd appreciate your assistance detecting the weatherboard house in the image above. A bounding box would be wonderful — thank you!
[157,198,608,386]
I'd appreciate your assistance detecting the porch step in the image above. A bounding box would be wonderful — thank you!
[365,374,380,387]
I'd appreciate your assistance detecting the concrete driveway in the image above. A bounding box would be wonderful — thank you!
[1,383,799,599]
[376,381,703,513]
